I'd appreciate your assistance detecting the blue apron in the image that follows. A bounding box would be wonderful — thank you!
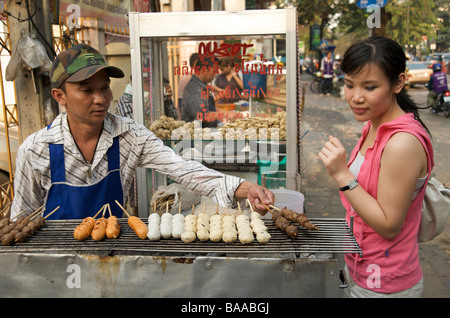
[43,135,124,220]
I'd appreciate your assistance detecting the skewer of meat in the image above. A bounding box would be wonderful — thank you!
[2,206,60,245]
[17,205,48,232]
[0,205,46,242]
[270,205,319,230]
[31,206,59,229]
[115,200,148,239]
[14,206,60,243]
[262,203,298,239]
[0,206,41,233]
[73,205,105,241]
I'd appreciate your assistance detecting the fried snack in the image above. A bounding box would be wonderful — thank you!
[73,217,96,241]
[106,216,121,239]
[128,216,148,239]
[91,217,107,241]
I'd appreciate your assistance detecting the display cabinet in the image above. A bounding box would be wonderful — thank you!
[128,8,300,216]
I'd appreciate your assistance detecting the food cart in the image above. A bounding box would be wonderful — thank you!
[0,9,362,298]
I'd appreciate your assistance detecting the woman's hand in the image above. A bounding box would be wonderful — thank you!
[318,135,354,187]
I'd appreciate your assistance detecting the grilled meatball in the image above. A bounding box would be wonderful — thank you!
[274,217,289,231]
[1,230,18,245]
[14,231,28,243]
[286,225,298,239]
[271,211,282,221]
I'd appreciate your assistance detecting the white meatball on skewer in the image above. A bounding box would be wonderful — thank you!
[247,199,271,244]
[160,202,173,239]
[171,204,185,239]
[181,204,197,243]
[147,211,161,241]
[235,202,255,245]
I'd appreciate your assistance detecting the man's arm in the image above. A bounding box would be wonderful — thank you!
[234,181,274,214]
[10,138,46,219]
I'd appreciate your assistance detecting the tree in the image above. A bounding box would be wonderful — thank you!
[387,0,438,49]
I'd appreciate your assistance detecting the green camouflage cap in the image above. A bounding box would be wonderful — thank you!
[49,44,124,88]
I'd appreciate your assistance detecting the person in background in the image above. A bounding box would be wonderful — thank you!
[320,51,334,95]
[10,44,274,220]
[180,57,221,127]
[214,57,243,104]
[427,62,449,112]
[319,36,433,297]
[115,81,138,213]
[178,53,198,108]
[163,78,179,120]
[115,81,133,118]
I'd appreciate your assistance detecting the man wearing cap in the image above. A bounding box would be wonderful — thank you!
[10,44,273,220]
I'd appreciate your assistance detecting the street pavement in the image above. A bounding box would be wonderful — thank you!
[299,73,450,298]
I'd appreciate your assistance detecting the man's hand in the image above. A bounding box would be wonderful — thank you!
[234,181,274,215]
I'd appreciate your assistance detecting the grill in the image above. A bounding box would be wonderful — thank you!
[0,217,361,297]
[0,218,361,256]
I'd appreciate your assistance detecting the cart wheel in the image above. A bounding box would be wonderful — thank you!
[310,81,320,93]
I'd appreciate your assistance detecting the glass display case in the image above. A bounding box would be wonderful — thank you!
[128,8,300,216]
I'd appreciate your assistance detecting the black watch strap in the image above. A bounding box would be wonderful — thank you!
[339,179,359,192]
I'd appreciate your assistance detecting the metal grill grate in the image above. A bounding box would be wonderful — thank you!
[0,218,362,257]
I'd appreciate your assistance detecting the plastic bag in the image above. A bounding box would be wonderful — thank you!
[6,33,53,81]
[150,183,202,214]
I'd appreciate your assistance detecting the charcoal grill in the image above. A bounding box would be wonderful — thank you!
[0,218,361,297]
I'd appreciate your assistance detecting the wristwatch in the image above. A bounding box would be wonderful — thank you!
[339,179,359,192]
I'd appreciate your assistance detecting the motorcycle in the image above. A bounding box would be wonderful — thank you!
[430,90,450,118]
[309,71,322,93]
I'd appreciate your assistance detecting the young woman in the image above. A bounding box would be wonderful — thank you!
[318,36,434,297]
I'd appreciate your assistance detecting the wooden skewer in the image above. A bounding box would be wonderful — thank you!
[269,204,282,212]
[261,203,274,214]
[107,203,112,217]
[191,204,195,215]
[101,205,107,218]
[6,209,20,220]
[166,201,169,214]
[178,201,182,214]
[246,199,254,213]
[215,203,219,215]
[43,206,60,219]
[237,201,242,215]
[93,204,107,219]
[19,204,45,221]
[28,205,47,221]
[12,209,27,221]
[115,200,131,218]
